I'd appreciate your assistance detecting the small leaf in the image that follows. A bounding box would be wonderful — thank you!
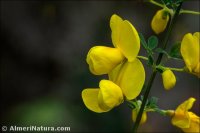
[148,35,158,50]
[169,42,182,59]
[149,97,158,105]
[126,101,136,109]
[146,97,159,109]
[161,0,171,5]
[147,55,154,66]
[127,102,135,109]
[139,33,148,49]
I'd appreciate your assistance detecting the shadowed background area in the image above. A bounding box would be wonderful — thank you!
[1,0,199,132]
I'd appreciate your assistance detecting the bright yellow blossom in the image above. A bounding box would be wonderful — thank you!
[151,9,169,34]
[162,69,176,90]
[132,109,147,125]
[181,32,200,78]
[168,97,200,132]
[82,60,145,112]
[82,80,123,113]
[86,46,124,75]
[86,14,140,75]
[82,14,145,113]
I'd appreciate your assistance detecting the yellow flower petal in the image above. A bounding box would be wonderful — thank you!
[172,98,196,128]
[110,14,123,48]
[82,89,108,113]
[162,69,176,90]
[151,9,169,34]
[176,98,196,112]
[181,33,199,72]
[193,32,200,64]
[172,111,190,128]
[108,61,124,82]
[193,32,200,45]
[98,80,123,111]
[182,112,200,133]
[117,20,140,62]
[86,46,124,75]
[132,109,147,125]
[110,14,140,62]
[114,59,145,100]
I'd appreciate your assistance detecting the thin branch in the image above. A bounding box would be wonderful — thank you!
[180,9,200,15]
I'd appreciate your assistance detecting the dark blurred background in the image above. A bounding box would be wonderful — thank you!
[1,0,199,132]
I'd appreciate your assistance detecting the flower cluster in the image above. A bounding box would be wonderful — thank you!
[82,14,145,113]
[81,0,200,132]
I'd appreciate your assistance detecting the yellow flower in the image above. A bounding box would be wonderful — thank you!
[82,80,123,113]
[162,69,176,90]
[151,9,169,34]
[181,32,200,78]
[132,109,147,125]
[170,97,200,132]
[82,14,145,113]
[82,59,145,112]
[86,46,124,75]
[87,14,140,75]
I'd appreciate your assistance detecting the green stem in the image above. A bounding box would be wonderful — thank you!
[137,56,148,60]
[149,0,173,16]
[180,9,200,15]
[149,0,164,8]
[132,2,183,132]
[165,67,185,72]
[157,65,185,72]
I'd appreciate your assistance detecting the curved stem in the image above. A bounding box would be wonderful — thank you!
[149,0,164,8]
[166,67,185,72]
[149,0,173,20]
[132,2,183,132]
[180,9,200,15]
[156,65,185,72]
[137,56,148,60]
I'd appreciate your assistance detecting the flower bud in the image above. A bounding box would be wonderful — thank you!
[132,110,147,125]
[151,9,169,34]
[162,69,176,90]
[86,46,124,75]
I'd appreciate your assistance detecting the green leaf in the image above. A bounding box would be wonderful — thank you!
[161,0,171,5]
[169,42,182,59]
[160,0,183,8]
[146,97,159,109]
[139,33,148,49]
[149,97,158,105]
[126,100,136,109]
[148,36,158,50]
[147,55,154,66]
